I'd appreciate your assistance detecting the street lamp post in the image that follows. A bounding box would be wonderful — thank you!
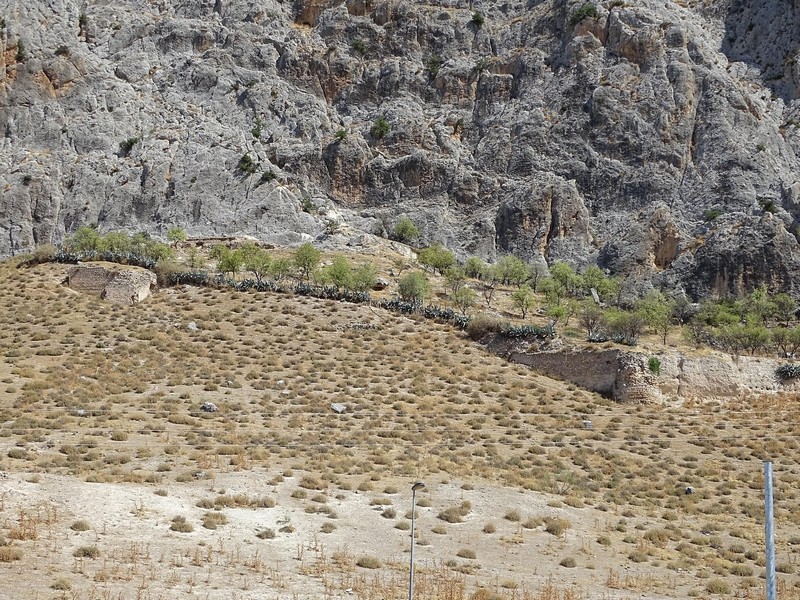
[408,481,425,600]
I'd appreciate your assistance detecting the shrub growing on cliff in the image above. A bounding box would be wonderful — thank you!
[370,116,390,140]
[300,196,317,213]
[426,55,443,78]
[251,117,264,139]
[392,217,420,244]
[351,38,368,56]
[238,153,257,174]
[569,3,597,27]
[648,357,661,376]
[257,170,276,186]
[119,137,139,157]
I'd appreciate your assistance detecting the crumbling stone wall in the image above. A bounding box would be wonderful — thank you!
[67,262,156,305]
[507,342,800,403]
[611,353,661,404]
[66,263,114,295]
[509,348,660,403]
[510,349,622,398]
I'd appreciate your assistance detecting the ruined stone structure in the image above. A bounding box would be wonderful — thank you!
[509,347,659,403]
[67,262,156,305]
[508,343,800,403]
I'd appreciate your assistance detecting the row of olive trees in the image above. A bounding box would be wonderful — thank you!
[210,242,378,293]
[697,323,800,357]
[406,241,627,320]
[56,226,800,356]
[60,225,175,261]
[573,285,800,354]
[575,293,673,346]
[687,286,800,357]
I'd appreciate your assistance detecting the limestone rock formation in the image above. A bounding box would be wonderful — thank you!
[3,0,800,298]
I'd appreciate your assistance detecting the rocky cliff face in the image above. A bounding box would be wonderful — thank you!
[3,0,800,299]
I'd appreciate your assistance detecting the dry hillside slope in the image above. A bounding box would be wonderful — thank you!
[1,260,800,598]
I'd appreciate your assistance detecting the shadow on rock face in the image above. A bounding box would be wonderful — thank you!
[721,0,800,103]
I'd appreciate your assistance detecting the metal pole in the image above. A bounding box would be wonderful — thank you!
[765,461,776,600]
[409,482,425,600]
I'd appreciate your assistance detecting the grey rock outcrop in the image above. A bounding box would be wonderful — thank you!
[3,0,800,298]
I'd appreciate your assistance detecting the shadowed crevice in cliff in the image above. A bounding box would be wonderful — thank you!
[721,0,800,102]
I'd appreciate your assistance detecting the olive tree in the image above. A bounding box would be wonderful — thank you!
[452,287,477,315]
[511,285,535,318]
[241,243,272,283]
[323,256,352,290]
[167,226,188,245]
[294,243,321,280]
[417,243,455,275]
[350,262,377,293]
[398,271,429,303]
[636,292,676,345]
[497,255,528,287]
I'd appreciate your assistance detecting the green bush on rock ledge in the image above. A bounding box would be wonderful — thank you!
[569,3,597,27]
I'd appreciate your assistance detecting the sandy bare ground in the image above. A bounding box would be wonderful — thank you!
[0,469,687,600]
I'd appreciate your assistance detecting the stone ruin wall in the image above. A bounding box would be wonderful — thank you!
[508,345,800,403]
[509,348,660,403]
[67,263,156,305]
[66,263,115,295]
